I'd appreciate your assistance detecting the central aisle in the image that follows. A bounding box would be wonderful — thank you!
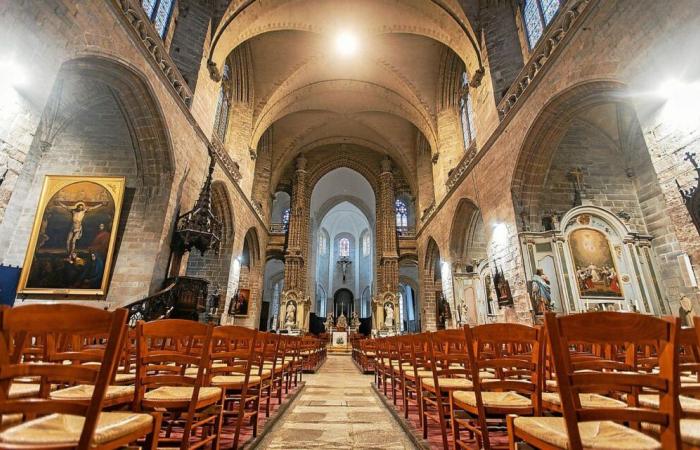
[256,355,417,449]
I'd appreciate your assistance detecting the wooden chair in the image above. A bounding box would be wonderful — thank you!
[453,323,542,450]
[47,330,134,408]
[210,325,259,449]
[256,332,280,418]
[0,304,159,450]
[134,319,223,450]
[508,311,681,450]
[422,330,473,448]
[539,329,627,414]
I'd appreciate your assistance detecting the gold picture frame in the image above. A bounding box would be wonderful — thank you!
[568,227,624,299]
[18,175,126,296]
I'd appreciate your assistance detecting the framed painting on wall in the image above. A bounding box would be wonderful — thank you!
[229,288,250,316]
[569,228,623,298]
[18,175,126,296]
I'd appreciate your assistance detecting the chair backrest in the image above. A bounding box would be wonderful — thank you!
[211,326,257,382]
[545,311,680,450]
[428,329,470,379]
[465,323,542,411]
[135,319,213,401]
[0,304,128,449]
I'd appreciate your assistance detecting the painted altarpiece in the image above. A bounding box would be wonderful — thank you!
[519,206,669,315]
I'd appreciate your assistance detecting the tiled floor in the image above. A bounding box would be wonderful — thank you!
[255,355,418,449]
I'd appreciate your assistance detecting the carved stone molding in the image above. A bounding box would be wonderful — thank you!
[111,0,193,107]
[497,0,594,118]
[445,145,478,192]
[209,137,242,183]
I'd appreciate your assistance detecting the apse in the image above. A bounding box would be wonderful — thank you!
[310,168,375,319]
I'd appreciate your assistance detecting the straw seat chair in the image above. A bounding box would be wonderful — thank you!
[0,304,160,450]
[209,325,260,449]
[451,323,542,450]
[507,311,682,450]
[133,319,223,450]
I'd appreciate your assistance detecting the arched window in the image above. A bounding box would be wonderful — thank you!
[319,233,327,255]
[523,0,561,48]
[395,199,408,228]
[339,238,350,257]
[141,0,174,38]
[459,72,476,149]
[362,234,371,257]
[213,64,231,141]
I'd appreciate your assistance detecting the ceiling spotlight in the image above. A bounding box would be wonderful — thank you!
[335,31,359,57]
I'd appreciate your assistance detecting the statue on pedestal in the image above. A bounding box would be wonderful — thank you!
[337,313,348,329]
[284,301,297,328]
[350,311,360,329]
[324,313,334,331]
[384,302,395,328]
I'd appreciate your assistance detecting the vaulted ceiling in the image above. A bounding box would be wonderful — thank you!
[209,0,482,191]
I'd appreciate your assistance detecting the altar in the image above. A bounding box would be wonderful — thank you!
[331,331,349,350]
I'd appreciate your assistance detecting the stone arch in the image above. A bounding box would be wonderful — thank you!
[0,55,175,304]
[307,154,379,195]
[237,226,264,327]
[449,198,487,268]
[510,79,694,314]
[209,0,483,84]
[421,236,443,331]
[511,79,628,228]
[251,79,438,152]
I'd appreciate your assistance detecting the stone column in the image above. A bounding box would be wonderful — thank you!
[281,155,311,330]
[373,157,400,333]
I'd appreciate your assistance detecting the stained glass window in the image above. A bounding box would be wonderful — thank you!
[142,0,156,18]
[524,0,544,48]
[395,199,408,228]
[141,0,174,38]
[362,234,370,256]
[213,64,231,141]
[339,238,350,257]
[459,72,476,150]
[541,0,560,24]
[523,0,560,48]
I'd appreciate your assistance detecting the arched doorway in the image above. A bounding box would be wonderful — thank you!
[333,288,354,319]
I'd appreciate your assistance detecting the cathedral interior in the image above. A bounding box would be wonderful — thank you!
[1,1,700,449]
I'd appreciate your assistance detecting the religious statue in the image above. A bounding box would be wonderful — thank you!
[350,311,360,329]
[530,268,554,314]
[337,312,348,329]
[458,301,469,325]
[384,302,394,328]
[324,312,334,331]
[284,301,297,327]
[680,296,695,327]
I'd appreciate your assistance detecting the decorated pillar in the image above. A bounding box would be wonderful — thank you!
[373,156,400,333]
[280,155,311,331]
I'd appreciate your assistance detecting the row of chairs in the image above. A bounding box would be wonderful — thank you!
[0,304,326,450]
[358,311,700,450]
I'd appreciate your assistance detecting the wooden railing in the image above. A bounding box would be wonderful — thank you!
[125,276,209,326]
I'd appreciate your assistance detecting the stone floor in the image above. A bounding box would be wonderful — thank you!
[255,355,418,449]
